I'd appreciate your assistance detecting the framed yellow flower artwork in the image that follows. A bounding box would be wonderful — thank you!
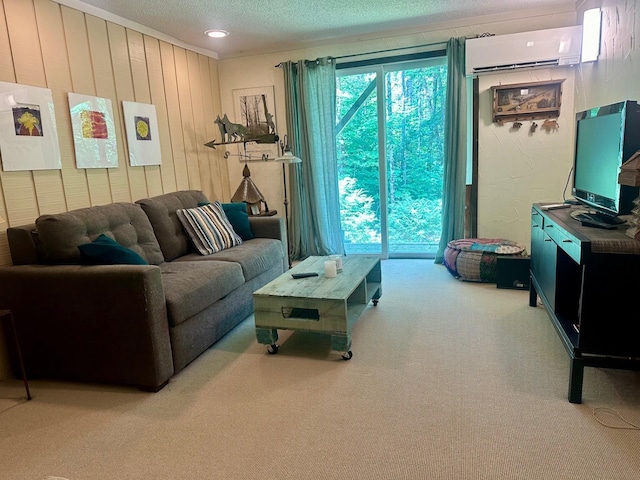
[122,101,161,166]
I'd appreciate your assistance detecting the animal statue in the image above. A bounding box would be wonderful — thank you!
[214,115,226,143]
[541,119,559,132]
[265,112,276,134]
[222,114,248,142]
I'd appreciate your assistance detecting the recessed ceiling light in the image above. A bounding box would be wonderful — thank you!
[205,29,229,38]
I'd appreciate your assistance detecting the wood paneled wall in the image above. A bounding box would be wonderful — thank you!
[0,0,230,268]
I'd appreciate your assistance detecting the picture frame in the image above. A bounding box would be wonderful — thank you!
[0,81,62,171]
[122,101,161,166]
[68,93,118,169]
[491,79,565,123]
[232,86,278,161]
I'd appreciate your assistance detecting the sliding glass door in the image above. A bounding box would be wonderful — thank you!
[336,57,447,258]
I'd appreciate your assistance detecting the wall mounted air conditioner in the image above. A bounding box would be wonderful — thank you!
[465,25,582,76]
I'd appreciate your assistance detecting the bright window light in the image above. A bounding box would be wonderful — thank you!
[581,8,601,62]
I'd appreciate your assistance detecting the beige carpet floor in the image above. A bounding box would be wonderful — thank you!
[1,259,639,480]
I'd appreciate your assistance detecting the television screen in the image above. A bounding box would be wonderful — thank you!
[572,100,640,217]
[573,112,623,205]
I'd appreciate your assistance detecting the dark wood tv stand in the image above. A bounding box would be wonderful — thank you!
[530,204,640,403]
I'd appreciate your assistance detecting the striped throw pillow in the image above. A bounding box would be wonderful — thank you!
[176,201,243,255]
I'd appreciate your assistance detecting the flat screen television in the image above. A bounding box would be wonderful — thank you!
[572,100,640,218]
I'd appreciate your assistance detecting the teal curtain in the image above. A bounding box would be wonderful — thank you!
[281,57,345,260]
[435,37,468,264]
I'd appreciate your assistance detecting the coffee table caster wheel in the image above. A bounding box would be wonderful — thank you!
[342,351,353,360]
[267,344,279,355]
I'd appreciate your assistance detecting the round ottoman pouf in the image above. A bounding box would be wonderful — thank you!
[443,238,526,283]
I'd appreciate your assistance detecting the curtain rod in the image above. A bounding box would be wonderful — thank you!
[334,40,447,60]
[274,39,448,68]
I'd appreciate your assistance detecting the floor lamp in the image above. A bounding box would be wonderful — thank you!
[274,136,302,268]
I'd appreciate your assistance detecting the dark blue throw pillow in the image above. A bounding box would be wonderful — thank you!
[198,201,254,240]
[78,234,148,265]
[222,202,254,240]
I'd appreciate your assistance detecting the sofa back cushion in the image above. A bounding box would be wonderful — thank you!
[35,202,164,265]
[136,190,209,261]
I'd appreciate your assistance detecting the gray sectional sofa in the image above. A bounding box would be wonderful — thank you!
[0,190,286,391]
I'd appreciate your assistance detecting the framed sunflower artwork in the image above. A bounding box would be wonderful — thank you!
[122,101,161,166]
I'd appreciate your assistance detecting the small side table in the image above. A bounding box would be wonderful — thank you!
[0,309,32,400]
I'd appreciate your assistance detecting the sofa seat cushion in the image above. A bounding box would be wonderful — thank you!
[173,238,284,282]
[35,202,164,265]
[160,261,244,327]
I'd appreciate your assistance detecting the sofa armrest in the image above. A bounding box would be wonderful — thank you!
[249,216,288,270]
[249,215,285,240]
[0,264,173,390]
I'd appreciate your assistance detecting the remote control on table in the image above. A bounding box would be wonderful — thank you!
[291,272,319,279]
[541,203,571,210]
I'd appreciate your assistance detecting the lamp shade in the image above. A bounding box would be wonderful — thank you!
[275,149,302,164]
[231,164,268,204]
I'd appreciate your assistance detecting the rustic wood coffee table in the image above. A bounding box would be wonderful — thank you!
[253,255,381,359]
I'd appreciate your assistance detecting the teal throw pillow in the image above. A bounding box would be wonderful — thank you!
[221,202,254,240]
[78,234,148,265]
[198,201,253,240]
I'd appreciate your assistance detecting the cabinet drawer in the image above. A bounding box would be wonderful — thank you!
[531,210,543,229]
[543,219,581,263]
[540,215,582,263]
[556,229,581,263]
[542,219,561,244]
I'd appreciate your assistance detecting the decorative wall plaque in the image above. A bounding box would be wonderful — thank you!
[492,79,564,123]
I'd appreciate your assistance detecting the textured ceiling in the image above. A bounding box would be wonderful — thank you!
[70,0,576,59]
